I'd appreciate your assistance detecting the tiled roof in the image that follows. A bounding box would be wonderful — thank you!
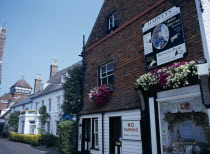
[10,79,32,89]
[31,61,81,99]
[11,94,33,108]
[0,94,13,101]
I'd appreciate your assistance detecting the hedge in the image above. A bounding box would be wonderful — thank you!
[58,121,77,154]
[9,132,58,147]
[10,132,41,146]
[39,133,58,147]
[206,127,210,144]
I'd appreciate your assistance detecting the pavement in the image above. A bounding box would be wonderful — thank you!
[0,139,60,154]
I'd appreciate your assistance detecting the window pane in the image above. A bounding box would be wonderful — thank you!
[101,66,106,74]
[95,120,98,132]
[107,70,113,76]
[108,75,114,85]
[107,63,114,72]
[95,133,98,146]
[109,16,113,29]
[102,77,107,85]
[102,73,107,78]
[114,12,117,20]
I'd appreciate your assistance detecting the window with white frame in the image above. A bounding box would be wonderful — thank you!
[42,100,44,106]
[61,73,67,83]
[100,62,114,86]
[56,121,59,135]
[57,96,61,112]
[108,12,118,31]
[48,98,52,112]
[35,102,38,110]
[47,122,50,134]
[21,121,25,134]
[92,118,99,148]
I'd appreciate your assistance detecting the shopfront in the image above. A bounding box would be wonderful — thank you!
[157,85,208,154]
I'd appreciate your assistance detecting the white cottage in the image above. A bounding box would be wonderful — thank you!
[15,60,81,136]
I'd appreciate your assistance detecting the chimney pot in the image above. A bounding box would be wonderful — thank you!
[50,59,58,78]
[34,74,42,94]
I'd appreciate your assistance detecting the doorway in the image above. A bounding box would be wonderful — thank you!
[82,118,91,153]
[109,117,122,154]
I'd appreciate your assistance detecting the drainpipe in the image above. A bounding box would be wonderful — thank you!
[78,35,86,152]
[102,112,104,154]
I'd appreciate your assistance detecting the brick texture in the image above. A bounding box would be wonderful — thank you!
[81,0,204,114]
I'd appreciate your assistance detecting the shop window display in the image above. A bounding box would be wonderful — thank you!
[159,96,209,154]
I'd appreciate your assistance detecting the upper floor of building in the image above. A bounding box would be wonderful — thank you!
[81,0,210,114]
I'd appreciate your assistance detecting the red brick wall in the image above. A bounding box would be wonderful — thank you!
[81,0,204,114]
[13,93,28,101]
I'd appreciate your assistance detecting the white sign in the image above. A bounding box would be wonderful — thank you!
[142,6,186,69]
[142,6,180,33]
[156,43,186,66]
[122,120,141,140]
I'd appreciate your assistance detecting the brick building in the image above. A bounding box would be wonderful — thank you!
[0,94,13,112]
[9,78,32,101]
[78,0,210,154]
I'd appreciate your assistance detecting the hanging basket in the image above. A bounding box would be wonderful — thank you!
[89,85,112,104]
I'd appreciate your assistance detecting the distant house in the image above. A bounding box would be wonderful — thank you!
[0,78,32,135]
[0,94,13,115]
[16,60,81,135]
[9,78,32,101]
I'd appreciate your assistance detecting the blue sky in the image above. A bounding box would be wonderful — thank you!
[0,0,103,95]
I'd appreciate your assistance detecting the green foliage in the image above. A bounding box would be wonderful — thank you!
[20,111,26,114]
[2,125,10,138]
[8,111,20,132]
[10,132,41,146]
[39,105,50,126]
[58,121,77,154]
[165,111,209,128]
[9,132,58,147]
[206,127,210,144]
[39,134,58,147]
[62,64,82,116]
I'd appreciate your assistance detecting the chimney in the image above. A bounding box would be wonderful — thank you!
[50,59,58,78]
[34,74,42,94]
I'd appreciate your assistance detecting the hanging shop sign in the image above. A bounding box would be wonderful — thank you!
[122,120,141,140]
[142,6,186,69]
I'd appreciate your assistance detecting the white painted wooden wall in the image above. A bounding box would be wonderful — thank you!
[12,103,32,113]
[195,0,210,65]
[201,0,210,59]
[78,109,142,154]
[32,89,64,136]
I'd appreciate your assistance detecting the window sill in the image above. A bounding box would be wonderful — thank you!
[90,148,100,151]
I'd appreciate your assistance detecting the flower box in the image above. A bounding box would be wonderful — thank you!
[135,61,198,92]
[27,111,37,114]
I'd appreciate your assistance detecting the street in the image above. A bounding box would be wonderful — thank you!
[0,139,59,154]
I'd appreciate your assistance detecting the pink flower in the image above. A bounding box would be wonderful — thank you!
[89,85,112,104]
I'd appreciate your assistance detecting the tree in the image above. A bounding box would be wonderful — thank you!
[39,105,50,134]
[61,64,82,117]
[8,111,20,132]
